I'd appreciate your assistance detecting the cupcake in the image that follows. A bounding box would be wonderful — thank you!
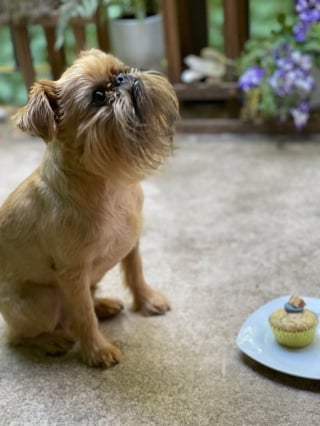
[269,296,318,348]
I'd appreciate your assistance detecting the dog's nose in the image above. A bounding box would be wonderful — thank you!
[114,73,128,86]
[114,73,135,87]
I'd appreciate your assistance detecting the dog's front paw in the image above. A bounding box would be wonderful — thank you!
[134,289,171,316]
[82,340,122,368]
[94,297,124,320]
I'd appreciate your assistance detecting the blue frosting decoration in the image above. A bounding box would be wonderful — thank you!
[284,302,304,313]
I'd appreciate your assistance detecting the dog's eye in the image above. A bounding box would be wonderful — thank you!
[92,89,106,107]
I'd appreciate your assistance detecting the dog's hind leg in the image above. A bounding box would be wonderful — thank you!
[10,329,75,356]
[0,282,74,355]
[121,242,171,315]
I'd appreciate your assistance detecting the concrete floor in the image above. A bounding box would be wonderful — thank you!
[1,118,320,425]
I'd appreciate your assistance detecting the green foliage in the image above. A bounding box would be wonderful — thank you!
[207,0,224,50]
[207,0,295,51]
[302,24,320,66]
[259,83,277,116]
[237,11,320,126]
[56,0,99,48]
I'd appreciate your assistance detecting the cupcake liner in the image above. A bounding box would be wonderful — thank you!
[270,324,317,348]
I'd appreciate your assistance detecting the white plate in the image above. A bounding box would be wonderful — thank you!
[236,296,320,379]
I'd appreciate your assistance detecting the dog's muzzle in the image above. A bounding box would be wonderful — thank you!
[114,73,137,88]
[114,73,142,98]
[114,73,144,117]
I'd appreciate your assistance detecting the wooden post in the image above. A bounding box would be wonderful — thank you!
[223,0,249,60]
[11,24,35,90]
[96,1,109,52]
[43,26,65,79]
[160,0,181,83]
[176,0,208,59]
[71,23,87,54]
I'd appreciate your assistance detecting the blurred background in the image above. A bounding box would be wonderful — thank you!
[2,0,315,133]
[0,0,292,104]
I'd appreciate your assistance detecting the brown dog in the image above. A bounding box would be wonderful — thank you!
[0,49,179,367]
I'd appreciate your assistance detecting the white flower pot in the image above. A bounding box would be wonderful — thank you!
[109,14,164,71]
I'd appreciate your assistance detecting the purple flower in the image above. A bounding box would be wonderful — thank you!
[291,50,312,70]
[273,44,299,68]
[294,0,320,41]
[269,47,314,96]
[290,101,310,130]
[270,69,314,96]
[275,57,294,71]
[238,66,265,92]
[296,0,309,13]
[295,0,320,19]
[270,73,290,96]
[293,21,311,41]
[238,2,319,131]
[295,72,314,92]
[299,9,320,23]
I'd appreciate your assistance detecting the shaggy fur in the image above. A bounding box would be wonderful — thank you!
[0,49,179,367]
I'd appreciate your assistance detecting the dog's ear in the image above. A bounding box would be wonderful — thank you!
[14,80,57,142]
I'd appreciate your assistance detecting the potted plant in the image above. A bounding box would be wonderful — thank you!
[107,0,164,71]
[56,0,164,71]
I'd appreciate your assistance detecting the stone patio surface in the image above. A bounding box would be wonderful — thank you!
[1,118,320,425]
